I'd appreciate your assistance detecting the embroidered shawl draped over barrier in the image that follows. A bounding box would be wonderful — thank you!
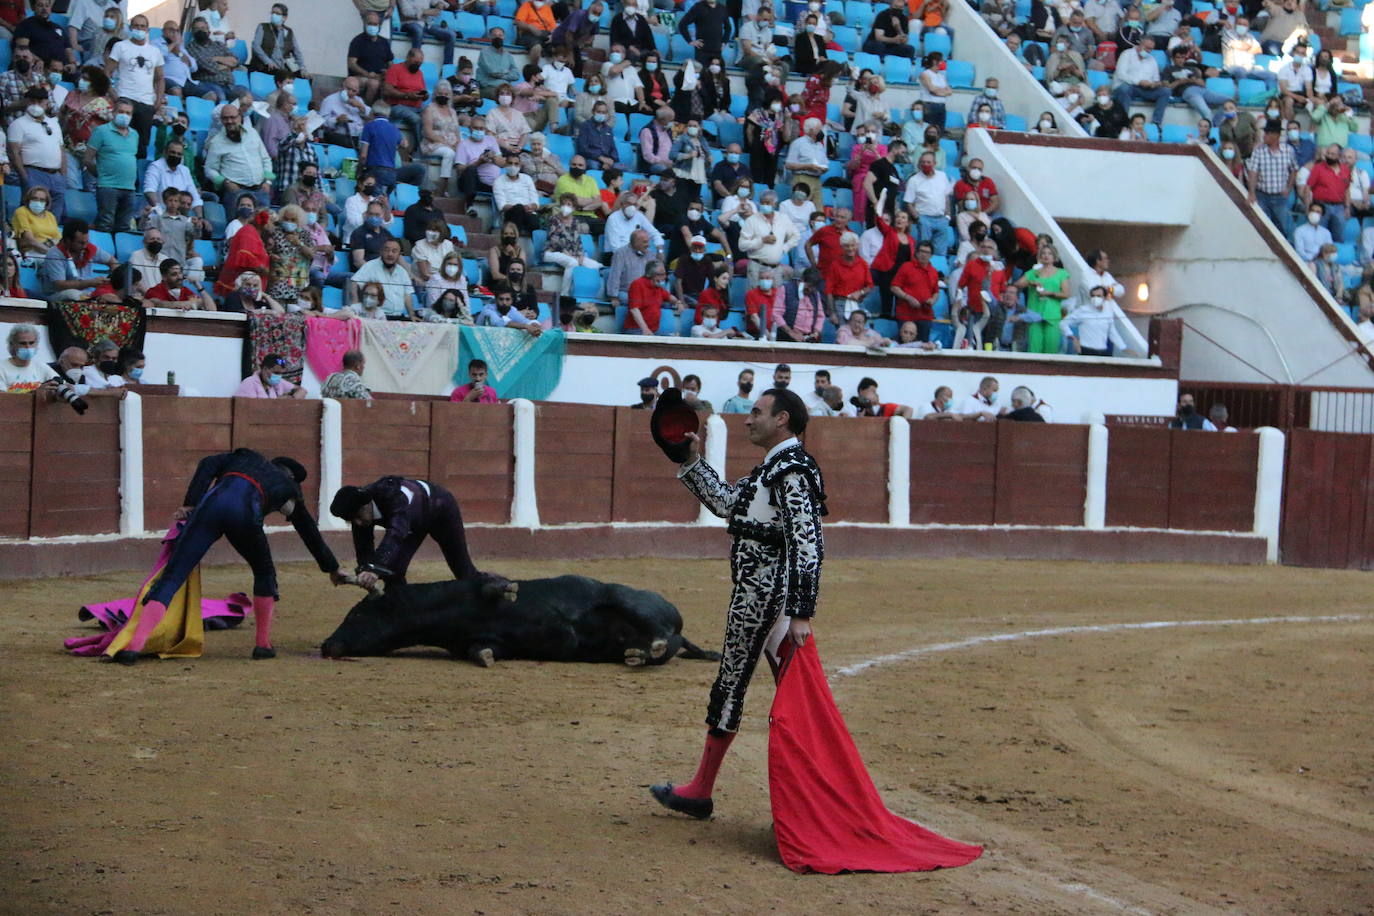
[769,638,984,874]
[243,312,307,383]
[305,315,361,381]
[359,320,458,395]
[457,326,565,401]
[45,300,147,356]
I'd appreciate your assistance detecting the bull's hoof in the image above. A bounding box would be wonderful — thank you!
[111,650,139,666]
[650,783,713,820]
[503,582,519,604]
[649,638,669,660]
[251,646,276,660]
[624,647,648,667]
[475,647,495,668]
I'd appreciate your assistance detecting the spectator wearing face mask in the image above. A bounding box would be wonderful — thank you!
[1112,36,1170,128]
[351,238,418,320]
[223,269,284,314]
[967,79,1006,128]
[1085,86,1129,139]
[954,239,1005,350]
[410,220,455,286]
[954,158,999,215]
[1294,203,1334,264]
[673,201,730,267]
[955,188,991,249]
[146,258,217,311]
[1305,145,1351,243]
[1062,285,1125,356]
[739,190,801,287]
[491,159,541,233]
[1311,96,1359,151]
[916,52,954,129]
[1217,100,1256,158]
[1274,44,1314,121]
[236,352,305,398]
[891,239,940,340]
[736,4,776,70]
[1313,243,1344,300]
[1014,244,1072,353]
[706,144,750,207]
[422,251,470,314]
[1246,121,1298,236]
[847,120,887,225]
[250,3,306,79]
[903,151,954,255]
[1220,17,1276,90]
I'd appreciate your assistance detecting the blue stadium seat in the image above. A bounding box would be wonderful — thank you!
[1161,124,1190,143]
[627,112,652,141]
[728,276,746,310]
[945,111,965,130]
[292,77,311,112]
[1086,70,1110,90]
[321,285,343,311]
[844,0,875,31]
[186,95,215,132]
[1344,218,1361,242]
[18,264,38,291]
[0,38,11,71]
[1351,134,1373,156]
[453,11,486,36]
[248,71,274,99]
[447,223,467,245]
[1144,123,1160,142]
[202,200,227,239]
[1201,50,1223,69]
[1003,113,1027,132]
[826,47,849,64]
[571,265,606,302]
[392,182,420,212]
[65,190,97,225]
[872,318,898,339]
[831,25,859,52]
[231,39,248,65]
[614,140,634,167]
[1336,242,1357,265]
[462,258,482,286]
[89,230,116,256]
[656,312,680,336]
[420,62,439,89]
[545,133,574,163]
[945,59,975,89]
[669,33,694,61]
[922,32,951,58]
[653,30,669,58]
[716,119,744,148]
[719,311,747,334]
[1205,76,1237,98]
[114,232,142,260]
[496,0,517,16]
[930,321,954,348]
[1237,78,1272,106]
[729,94,749,118]
[193,238,221,268]
[854,51,883,75]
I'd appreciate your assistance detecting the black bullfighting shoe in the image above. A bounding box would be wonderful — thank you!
[111,649,139,666]
[251,646,277,660]
[650,783,713,820]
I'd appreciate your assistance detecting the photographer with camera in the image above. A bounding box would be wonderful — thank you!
[48,346,89,391]
[850,376,914,419]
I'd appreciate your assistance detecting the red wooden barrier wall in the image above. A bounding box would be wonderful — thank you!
[535,403,615,524]
[143,397,234,529]
[30,394,121,537]
[610,407,699,523]
[0,396,33,538]
[1105,426,1257,532]
[341,399,432,486]
[994,423,1090,526]
[1280,429,1374,569]
[231,399,323,499]
[803,417,889,523]
[910,422,998,524]
[430,403,514,524]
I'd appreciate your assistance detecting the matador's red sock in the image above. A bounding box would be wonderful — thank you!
[253,596,275,648]
[674,729,736,800]
[125,600,169,653]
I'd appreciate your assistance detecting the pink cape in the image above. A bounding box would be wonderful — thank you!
[305,315,361,382]
[63,523,250,657]
[768,638,984,874]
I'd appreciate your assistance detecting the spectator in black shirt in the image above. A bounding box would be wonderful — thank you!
[677,0,733,63]
[403,187,445,244]
[709,144,751,205]
[504,259,540,315]
[17,0,71,68]
[863,0,916,59]
[350,199,391,267]
[650,173,688,237]
[670,199,731,265]
[347,12,392,103]
[1086,87,1128,139]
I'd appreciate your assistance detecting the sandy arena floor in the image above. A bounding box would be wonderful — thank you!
[2,557,1372,915]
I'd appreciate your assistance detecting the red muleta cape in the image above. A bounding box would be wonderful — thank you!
[769,638,984,874]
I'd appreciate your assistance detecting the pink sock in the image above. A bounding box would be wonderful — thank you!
[675,729,736,800]
[253,596,275,649]
[126,600,169,653]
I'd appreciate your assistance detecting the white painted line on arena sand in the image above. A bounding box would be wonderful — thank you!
[832,614,1372,679]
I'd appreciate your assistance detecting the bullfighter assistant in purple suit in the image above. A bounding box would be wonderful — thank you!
[329,477,512,598]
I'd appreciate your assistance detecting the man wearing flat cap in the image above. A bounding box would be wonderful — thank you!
[631,375,659,409]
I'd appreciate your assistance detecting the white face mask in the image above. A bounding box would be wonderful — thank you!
[1039,119,1053,130]
[425,230,440,243]
[560,204,574,216]
[363,295,379,307]
[687,209,702,220]
[498,95,512,106]
[443,263,460,276]
[968,168,983,181]
[708,64,721,74]
[1308,212,1321,225]
[702,318,717,328]
[1090,296,1104,308]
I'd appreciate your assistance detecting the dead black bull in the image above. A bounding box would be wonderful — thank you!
[320,575,720,667]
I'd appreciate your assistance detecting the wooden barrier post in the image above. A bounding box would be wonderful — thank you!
[119,391,144,535]
[1084,423,1107,530]
[511,398,539,528]
[319,398,345,530]
[1254,426,1285,563]
[887,416,910,526]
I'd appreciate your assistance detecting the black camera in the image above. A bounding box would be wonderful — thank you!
[53,381,88,415]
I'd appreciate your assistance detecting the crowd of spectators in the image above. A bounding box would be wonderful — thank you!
[7,0,1367,405]
[983,0,1374,311]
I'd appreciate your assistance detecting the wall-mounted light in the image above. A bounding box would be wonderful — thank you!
[1137,282,1150,303]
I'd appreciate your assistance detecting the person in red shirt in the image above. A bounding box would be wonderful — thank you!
[626,260,681,334]
[869,209,918,317]
[953,158,1000,215]
[145,259,217,311]
[1306,143,1352,241]
[383,49,428,138]
[891,240,940,339]
[692,265,731,324]
[744,267,784,339]
[803,205,852,275]
[955,239,1007,350]
[822,230,873,324]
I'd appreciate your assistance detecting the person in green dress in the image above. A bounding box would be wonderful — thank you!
[1014,244,1073,354]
